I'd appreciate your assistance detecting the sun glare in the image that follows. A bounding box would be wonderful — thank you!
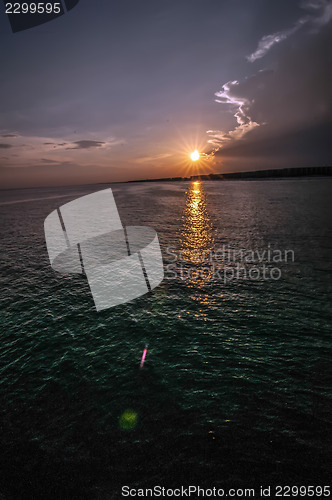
[190,150,200,162]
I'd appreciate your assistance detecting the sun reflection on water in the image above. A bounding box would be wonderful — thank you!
[178,181,218,314]
[181,181,214,266]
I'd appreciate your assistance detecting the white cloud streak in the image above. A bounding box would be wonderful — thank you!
[247,21,305,63]
[208,79,260,148]
[247,0,332,63]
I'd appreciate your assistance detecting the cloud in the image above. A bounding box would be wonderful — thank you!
[214,121,331,162]
[208,13,331,168]
[302,0,332,27]
[247,0,332,62]
[67,140,105,150]
[40,158,63,164]
[0,133,125,173]
[247,21,305,63]
[2,134,18,138]
[208,71,273,148]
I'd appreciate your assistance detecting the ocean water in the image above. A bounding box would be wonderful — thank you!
[0,179,331,499]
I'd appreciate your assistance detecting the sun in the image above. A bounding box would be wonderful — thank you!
[190,150,200,162]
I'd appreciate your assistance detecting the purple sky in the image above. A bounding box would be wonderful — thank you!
[0,0,331,188]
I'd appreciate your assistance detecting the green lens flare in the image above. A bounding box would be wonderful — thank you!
[119,409,138,430]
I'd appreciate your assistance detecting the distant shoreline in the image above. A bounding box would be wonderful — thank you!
[127,165,332,183]
[1,166,331,191]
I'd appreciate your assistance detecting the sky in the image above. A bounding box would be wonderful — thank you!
[0,0,331,188]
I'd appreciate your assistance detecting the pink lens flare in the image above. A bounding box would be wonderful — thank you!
[140,345,148,368]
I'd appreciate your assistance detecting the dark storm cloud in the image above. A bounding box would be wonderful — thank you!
[67,140,105,150]
[0,143,13,149]
[211,3,332,167]
[215,121,331,162]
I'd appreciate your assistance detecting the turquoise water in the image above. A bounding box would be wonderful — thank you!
[0,179,331,499]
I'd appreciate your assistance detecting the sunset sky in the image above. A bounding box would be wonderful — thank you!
[0,0,331,188]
